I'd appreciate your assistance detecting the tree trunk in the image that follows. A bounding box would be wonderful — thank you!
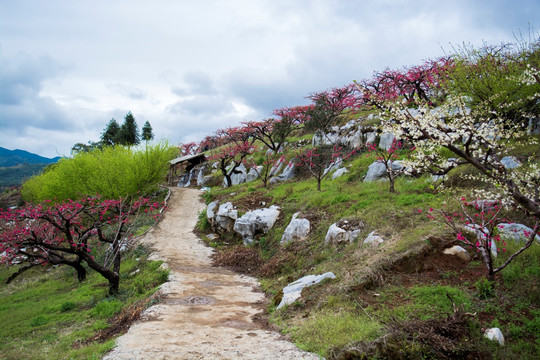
[73,262,87,282]
[317,178,321,191]
[108,273,120,295]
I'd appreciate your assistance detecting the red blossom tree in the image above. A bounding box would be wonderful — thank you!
[273,105,314,126]
[296,145,356,191]
[356,57,453,107]
[305,85,359,138]
[209,126,257,187]
[243,117,300,153]
[0,196,162,294]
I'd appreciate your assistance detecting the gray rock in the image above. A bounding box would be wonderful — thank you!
[443,245,470,261]
[215,202,238,233]
[364,132,377,145]
[332,167,349,180]
[324,223,348,244]
[270,160,296,184]
[340,120,357,133]
[323,158,342,177]
[379,132,395,150]
[207,201,219,226]
[246,166,262,183]
[312,131,324,147]
[233,206,280,245]
[500,156,521,169]
[364,161,387,182]
[277,272,336,309]
[497,223,540,243]
[364,160,404,182]
[178,168,196,187]
[281,213,310,244]
[196,166,207,186]
[325,223,363,244]
[341,129,363,149]
[269,157,286,177]
[229,163,248,186]
[363,231,384,246]
[484,328,504,346]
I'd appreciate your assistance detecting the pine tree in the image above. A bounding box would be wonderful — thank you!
[118,112,140,146]
[141,121,154,141]
[100,118,121,146]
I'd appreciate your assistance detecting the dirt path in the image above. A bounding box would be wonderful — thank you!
[103,188,319,360]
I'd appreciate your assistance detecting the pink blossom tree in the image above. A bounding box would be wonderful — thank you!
[356,57,453,108]
[210,126,256,187]
[0,196,162,294]
[426,198,539,281]
[305,85,359,139]
[296,145,356,191]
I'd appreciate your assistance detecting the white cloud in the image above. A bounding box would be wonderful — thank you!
[0,0,538,157]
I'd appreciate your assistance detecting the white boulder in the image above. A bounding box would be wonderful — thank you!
[443,245,470,261]
[206,201,219,226]
[270,160,296,184]
[363,231,384,246]
[497,223,540,243]
[324,222,362,245]
[364,161,387,182]
[233,206,280,245]
[281,213,310,244]
[332,167,349,180]
[379,132,395,150]
[277,272,336,309]
[215,202,238,232]
[484,328,504,345]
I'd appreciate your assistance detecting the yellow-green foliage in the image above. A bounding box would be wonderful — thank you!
[22,142,176,202]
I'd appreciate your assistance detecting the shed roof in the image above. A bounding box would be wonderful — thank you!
[169,153,206,165]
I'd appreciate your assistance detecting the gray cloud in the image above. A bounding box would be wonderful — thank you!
[0,0,538,158]
[0,51,72,133]
[107,83,148,100]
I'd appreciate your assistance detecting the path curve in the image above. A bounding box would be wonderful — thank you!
[104,188,319,360]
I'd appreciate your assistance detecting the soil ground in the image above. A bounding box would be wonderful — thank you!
[103,188,318,360]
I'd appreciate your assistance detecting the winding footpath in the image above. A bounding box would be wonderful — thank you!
[103,188,319,360]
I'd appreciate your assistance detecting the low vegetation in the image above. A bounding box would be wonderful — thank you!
[0,244,168,360]
[196,38,540,359]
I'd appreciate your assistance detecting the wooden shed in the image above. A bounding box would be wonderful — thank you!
[168,153,207,186]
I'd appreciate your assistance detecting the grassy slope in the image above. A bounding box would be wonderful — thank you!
[0,248,168,360]
[201,129,540,359]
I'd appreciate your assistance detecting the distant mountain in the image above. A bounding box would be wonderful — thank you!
[0,147,61,167]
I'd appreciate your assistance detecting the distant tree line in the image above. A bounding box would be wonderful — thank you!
[71,112,154,154]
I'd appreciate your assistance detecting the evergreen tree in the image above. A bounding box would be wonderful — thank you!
[141,121,154,141]
[100,118,121,146]
[118,112,140,146]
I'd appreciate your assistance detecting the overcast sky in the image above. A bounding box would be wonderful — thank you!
[0,0,538,158]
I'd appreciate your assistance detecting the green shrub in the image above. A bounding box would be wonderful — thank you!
[22,141,176,202]
[60,301,77,312]
[474,278,495,299]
